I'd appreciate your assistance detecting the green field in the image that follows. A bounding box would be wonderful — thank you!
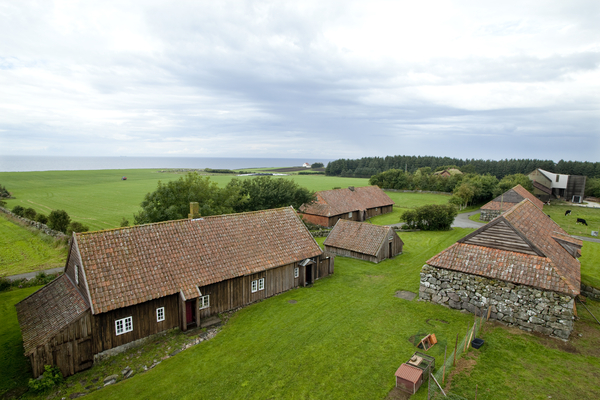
[0,170,370,231]
[369,191,453,225]
[0,213,68,276]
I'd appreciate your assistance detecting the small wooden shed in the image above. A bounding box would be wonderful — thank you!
[324,219,403,263]
[395,363,423,394]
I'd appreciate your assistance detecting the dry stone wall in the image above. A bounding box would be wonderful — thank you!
[0,206,68,239]
[420,264,575,339]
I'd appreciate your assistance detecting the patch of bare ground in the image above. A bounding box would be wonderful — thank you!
[443,351,480,393]
[385,386,412,400]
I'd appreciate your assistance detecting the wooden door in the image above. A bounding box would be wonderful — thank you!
[186,301,195,325]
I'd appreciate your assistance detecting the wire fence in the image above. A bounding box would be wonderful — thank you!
[427,308,489,400]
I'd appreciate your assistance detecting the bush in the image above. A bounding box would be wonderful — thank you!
[47,210,70,233]
[11,205,25,217]
[120,217,130,227]
[67,221,89,235]
[35,213,48,224]
[23,207,37,220]
[401,204,458,231]
[0,184,9,198]
[0,277,11,292]
[28,365,63,393]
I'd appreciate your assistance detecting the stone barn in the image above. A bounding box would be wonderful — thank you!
[324,219,403,263]
[479,184,544,221]
[420,199,581,339]
[299,186,394,227]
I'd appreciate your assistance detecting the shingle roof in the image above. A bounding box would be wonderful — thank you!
[324,220,401,256]
[16,274,90,355]
[299,186,394,217]
[480,185,544,211]
[427,199,581,295]
[76,207,322,314]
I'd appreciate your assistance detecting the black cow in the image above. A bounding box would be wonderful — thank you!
[565,210,571,216]
[576,218,588,226]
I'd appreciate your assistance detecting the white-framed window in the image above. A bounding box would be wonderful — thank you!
[294,267,299,278]
[251,280,258,293]
[115,316,133,336]
[199,295,210,309]
[348,212,353,217]
[75,265,79,285]
[258,278,265,291]
[156,307,165,322]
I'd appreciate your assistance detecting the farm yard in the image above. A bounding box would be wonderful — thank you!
[0,169,599,399]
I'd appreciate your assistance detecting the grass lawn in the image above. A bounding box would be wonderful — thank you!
[0,287,41,398]
[0,170,370,231]
[544,204,600,238]
[369,191,452,226]
[468,212,484,223]
[580,241,600,288]
[0,213,68,276]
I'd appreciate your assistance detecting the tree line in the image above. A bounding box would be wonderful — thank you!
[326,155,600,179]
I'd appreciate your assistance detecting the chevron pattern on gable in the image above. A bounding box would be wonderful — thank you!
[459,218,543,256]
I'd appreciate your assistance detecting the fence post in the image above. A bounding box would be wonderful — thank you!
[442,345,447,384]
[453,333,458,367]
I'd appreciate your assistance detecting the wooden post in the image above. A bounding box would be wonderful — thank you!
[453,333,458,367]
[464,325,469,352]
[468,323,475,349]
[442,345,447,384]
[475,384,478,400]
[487,305,492,321]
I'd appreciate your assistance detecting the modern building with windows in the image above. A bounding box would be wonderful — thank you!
[16,207,333,378]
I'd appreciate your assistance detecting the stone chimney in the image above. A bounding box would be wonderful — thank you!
[188,202,200,219]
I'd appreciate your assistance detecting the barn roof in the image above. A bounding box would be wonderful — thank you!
[76,207,322,314]
[299,186,393,217]
[480,184,544,212]
[427,199,581,296]
[324,220,401,256]
[16,274,90,356]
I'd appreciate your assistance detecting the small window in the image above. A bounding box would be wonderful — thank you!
[556,175,559,182]
[258,278,265,291]
[251,280,258,293]
[115,316,133,335]
[199,295,210,309]
[389,236,394,241]
[294,267,299,278]
[75,265,79,285]
[348,212,352,217]
[156,307,165,322]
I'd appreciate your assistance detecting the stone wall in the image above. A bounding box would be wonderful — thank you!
[581,283,600,301]
[480,209,502,221]
[0,206,68,239]
[419,264,575,339]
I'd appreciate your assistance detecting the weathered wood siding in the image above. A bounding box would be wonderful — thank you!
[92,293,179,354]
[324,246,379,263]
[64,241,91,305]
[325,229,402,263]
[29,311,93,378]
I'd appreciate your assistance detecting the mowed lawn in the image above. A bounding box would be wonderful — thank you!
[369,191,453,225]
[545,204,600,238]
[0,213,68,276]
[0,170,370,231]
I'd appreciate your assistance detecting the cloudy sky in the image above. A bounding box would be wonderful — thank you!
[1,0,599,161]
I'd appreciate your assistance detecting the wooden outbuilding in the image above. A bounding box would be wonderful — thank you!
[298,186,394,227]
[16,207,334,378]
[395,363,423,394]
[323,219,403,263]
[479,184,544,221]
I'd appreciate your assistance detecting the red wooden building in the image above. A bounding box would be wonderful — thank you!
[16,207,334,378]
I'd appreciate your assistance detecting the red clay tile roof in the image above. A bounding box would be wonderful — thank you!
[324,220,401,256]
[299,186,393,217]
[16,274,90,355]
[480,185,544,211]
[428,199,581,295]
[395,363,423,383]
[75,207,322,314]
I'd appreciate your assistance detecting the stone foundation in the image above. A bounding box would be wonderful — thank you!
[420,264,575,339]
[480,209,502,221]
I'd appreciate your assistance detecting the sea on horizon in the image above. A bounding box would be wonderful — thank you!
[0,155,330,173]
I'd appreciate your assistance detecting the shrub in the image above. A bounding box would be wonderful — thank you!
[67,221,89,235]
[11,205,25,217]
[311,162,324,168]
[0,277,11,292]
[0,184,9,198]
[47,210,70,233]
[401,204,458,231]
[28,365,63,393]
[120,217,130,227]
[23,207,37,220]
[35,213,48,224]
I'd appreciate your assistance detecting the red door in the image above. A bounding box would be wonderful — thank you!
[186,301,194,324]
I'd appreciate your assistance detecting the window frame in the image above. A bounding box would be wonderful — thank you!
[258,278,265,291]
[294,267,299,278]
[251,279,258,293]
[199,295,210,309]
[156,307,165,322]
[348,211,353,217]
[115,316,133,336]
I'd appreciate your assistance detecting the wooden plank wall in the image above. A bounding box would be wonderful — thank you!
[324,246,379,263]
[92,293,180,354]
[29,311,93,378]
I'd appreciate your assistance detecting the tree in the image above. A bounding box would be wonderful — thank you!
[48,210,71,233]
[67,221,89,235]
[35,213,48,224]
[226,176,315,212]
[11,205,25,217]
[311,162,324,168]
[0,184,9,198]
[120,217,130,227]
[451,182,475,210]
[493,174,533,197]
[401,204,457,231]
[134,173,241,225]
[23,207,37,220]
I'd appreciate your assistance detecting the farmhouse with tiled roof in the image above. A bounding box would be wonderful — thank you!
[479,184,544,221]
[298,186,394,227]
[16,207,333,378]
[420,198,581,339]
[324,220,403,263]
